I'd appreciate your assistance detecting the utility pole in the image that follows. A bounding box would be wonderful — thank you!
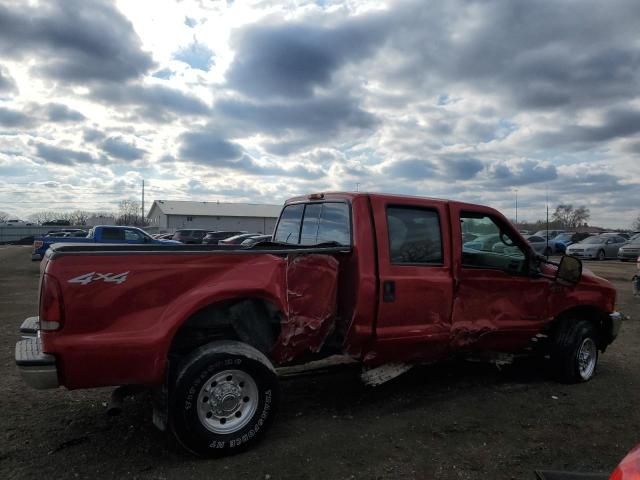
[515,189,518,225]
[545,186,549,256]
[141,179,145,226]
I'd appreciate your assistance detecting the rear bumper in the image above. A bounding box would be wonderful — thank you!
[15,318,59,389]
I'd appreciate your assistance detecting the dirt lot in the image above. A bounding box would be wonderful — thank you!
[0,245,638,480]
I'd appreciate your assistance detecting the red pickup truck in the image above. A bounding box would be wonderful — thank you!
[15,192,622,456]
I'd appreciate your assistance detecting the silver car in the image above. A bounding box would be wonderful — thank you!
[566,235,628,260]
[617,236,640,261]
[492,235,550,256]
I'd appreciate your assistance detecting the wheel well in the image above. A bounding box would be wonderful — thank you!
[169,298,282,357]
[551,306,611,350]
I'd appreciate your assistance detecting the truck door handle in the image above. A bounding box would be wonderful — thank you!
[383,281,395,302]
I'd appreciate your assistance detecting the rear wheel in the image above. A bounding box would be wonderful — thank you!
[170,341,278,456]
[552,320,599,383]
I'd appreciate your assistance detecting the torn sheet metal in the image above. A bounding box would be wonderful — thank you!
[272,254,339,363]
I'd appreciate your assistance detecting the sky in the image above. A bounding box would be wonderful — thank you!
[0,0,639,227]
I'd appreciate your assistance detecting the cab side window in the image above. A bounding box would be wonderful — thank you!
[461,213,526,273]
[387,207,443,265]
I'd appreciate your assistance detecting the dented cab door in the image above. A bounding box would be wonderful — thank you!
[450,204,549,352]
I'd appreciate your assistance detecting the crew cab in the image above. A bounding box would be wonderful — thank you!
[15,193,622,456]
[31,225,180,260]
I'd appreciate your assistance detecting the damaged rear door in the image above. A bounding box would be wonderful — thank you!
[451,205,549,351]
[369,196,454,363]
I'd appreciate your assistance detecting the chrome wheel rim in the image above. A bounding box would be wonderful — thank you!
[577,338,597,380]
[196,369,259,434]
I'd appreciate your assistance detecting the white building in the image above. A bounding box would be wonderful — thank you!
[147,200,282,234]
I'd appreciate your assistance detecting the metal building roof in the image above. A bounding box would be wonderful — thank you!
[149,200,282,218]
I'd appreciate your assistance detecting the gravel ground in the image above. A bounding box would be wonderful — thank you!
[0,245,638,479]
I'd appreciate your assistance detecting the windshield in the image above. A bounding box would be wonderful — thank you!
[582,237,605,244]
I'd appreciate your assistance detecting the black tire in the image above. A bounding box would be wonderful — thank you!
[552,320,599,383]
[597,249,605,261]
[544,247,553,257]
[170,342,278,456]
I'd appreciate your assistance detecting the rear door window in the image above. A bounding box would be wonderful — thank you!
[274,202,350,246]
[387,207,443,264]
[102,228,125,241]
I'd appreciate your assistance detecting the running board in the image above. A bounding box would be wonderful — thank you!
[361,363,413,386]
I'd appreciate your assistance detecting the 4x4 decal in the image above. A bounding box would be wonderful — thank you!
[68,272,129,285]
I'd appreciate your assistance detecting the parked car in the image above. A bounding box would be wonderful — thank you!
[218,233,262,245]
[549,232,592,254]
[533,229,566,239]
[240,234,272,246]
[566,235,628,260]
[494,235,551,256]
[42,219,71,226]
[16,192,621,456]
[0,219,31,226]
[202,231,246,245]
[463,233,501,251]
[32,225,180,260]
[617,236,640,261]
[172,229,209,244]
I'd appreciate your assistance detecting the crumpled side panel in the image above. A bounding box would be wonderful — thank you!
[272,254,339,363]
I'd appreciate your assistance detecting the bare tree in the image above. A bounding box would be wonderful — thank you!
[27,211,57,224]
[552,204,591,229]
[116,200,145,226]
[70,210,91,226]
[0,211,9,222]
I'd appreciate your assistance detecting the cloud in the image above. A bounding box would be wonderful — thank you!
[214,95,376,136]
[34,142,98,166]
[174,41,214,71]
[488,160,557,187]
[226,15,388,99]
[83,128,106,142]
[442,157,484,180]
[101,137,146,161]
[0,65,17,94]
[0,0,154,83]
[179,131,243,164]
[44,103,85,122]
[90,83,210,120]
[0,107,32,128]
[383,159,437,179]
[178,129,324,179]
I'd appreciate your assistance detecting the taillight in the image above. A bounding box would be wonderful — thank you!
[39,273,64,331]
[33,240,43,253]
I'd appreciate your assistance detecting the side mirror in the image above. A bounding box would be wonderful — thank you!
[556,255,582,286]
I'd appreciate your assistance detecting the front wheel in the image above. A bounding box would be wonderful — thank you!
[552,320,599,383]
[597,249,605,261]
[544,246,552,257]
[170,341,278,456]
